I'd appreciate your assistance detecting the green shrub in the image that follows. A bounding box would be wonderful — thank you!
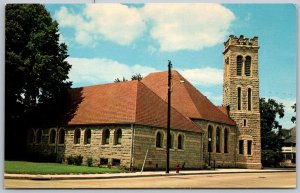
[67,155,83,166]
[67,156,75,165]
[74,155,83,166]
[87,157,93,167]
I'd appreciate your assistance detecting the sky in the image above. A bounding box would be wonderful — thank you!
[45,3,297,129]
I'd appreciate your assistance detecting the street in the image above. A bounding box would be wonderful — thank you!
[4,171,296,189]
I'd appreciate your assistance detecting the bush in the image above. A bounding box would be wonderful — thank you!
[67,156,75,165]
[87,157,93,167]
[261,150,282,167]
[74,155,83,166]
[66,155,83,166]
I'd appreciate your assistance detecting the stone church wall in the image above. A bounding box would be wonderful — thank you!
[26,124,204,170]
[27,125,133,168]
[193,119,237,168]
[131,125,204,170]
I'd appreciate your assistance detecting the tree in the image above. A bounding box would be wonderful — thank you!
[131,73,143,81]
[5,4,72,159]
[114,77,128,82]
[291,103,296,123]
[260,98,285,166]
[114,73,143,82]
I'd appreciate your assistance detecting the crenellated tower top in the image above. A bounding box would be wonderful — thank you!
[223,35,259,54]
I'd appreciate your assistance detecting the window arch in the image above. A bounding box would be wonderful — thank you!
[74,129,81,144]
[114,129,122,145]
[84,129,91,144]
[208,125,213,152]
[237,55,243,76]
[216,127,221,153]
[248,88,252,111]
[36,129,42,144]
[28,129,35,144]
[178,134,184,150]
[156,131,163,148]
[58,129,65,144]
[237,87,242,110]
[102,129,110,145]
[245,56,251,76]
[49,129,56,144]
[224,128,229,153]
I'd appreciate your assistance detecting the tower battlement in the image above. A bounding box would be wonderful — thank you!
[224,35,258,51]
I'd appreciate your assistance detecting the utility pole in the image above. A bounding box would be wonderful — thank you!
[166,60,172,174]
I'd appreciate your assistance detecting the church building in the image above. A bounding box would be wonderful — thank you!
[27,35,262,170]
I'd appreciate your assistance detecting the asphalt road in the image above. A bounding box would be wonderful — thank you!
[4,172,296,189]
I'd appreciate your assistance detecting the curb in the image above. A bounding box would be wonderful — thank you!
[4,169,296,180]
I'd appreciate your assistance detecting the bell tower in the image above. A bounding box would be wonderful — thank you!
[223,35,261,169]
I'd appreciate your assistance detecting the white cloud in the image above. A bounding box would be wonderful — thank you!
[56,6,94,46]
[85,4,145,45]
[55,4,235,51]
[142,4,235,52]
[179,67,223,86]
[67,57,157,87]
[55,4,145,46]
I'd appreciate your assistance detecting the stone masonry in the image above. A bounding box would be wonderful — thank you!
[27,124,204,170]
[223,35,262,169]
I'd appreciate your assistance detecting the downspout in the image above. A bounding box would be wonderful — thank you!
[130,124,134,171]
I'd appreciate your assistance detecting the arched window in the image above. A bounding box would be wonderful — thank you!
[224,128,229,153]
[170,133,174,149]
[28,129,34,144]
[178,134,184,150]
[238,87,242,110]
[49,129,56,144]
[248,88,252,111]
[114,129,122,145]
[208,125,213,152]
[216,127,221,153]
[74,129,81,144]
[36,129,42,144]
[156,132,163,148]
[102,129,110,145]
[245,56,251,76]
[84,129,91,144]
[58,129,65,144]
[237,55,243,76]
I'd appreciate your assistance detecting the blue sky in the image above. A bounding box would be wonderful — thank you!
[45,3,296,129]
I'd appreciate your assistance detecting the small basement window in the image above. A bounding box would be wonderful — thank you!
[100,158,108,165]
[112,159,120,166]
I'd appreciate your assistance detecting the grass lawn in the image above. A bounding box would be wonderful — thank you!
[5,161,122,175]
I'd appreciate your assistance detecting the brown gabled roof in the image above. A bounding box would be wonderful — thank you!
[142,70,236,125]
[64,80,202,133]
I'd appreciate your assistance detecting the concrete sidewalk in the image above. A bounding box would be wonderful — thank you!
[4,168,296,180]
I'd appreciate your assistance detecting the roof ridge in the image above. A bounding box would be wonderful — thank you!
[133,81,140,123]
[72,80,139,89]
[137,81,202,132]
